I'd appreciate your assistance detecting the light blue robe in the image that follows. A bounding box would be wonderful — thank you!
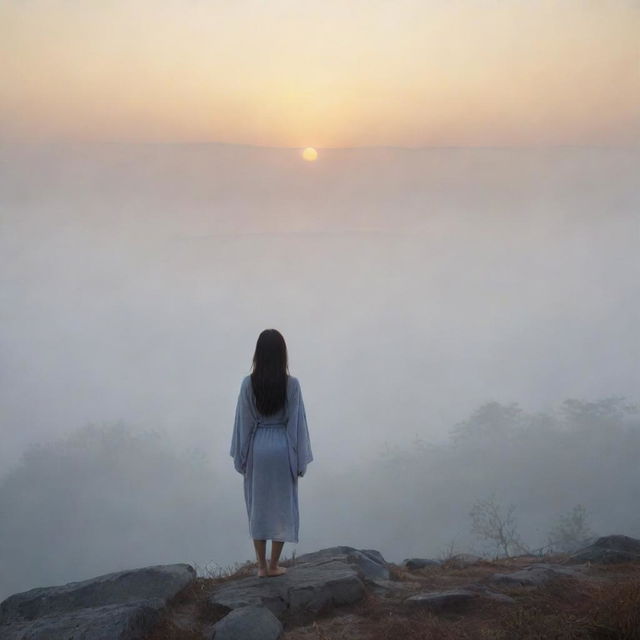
[230,375,313,542]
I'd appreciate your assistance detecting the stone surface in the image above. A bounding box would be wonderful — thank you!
[481,591,517,604]
[402,558,441,570]
[367,578,413,597]
[565,534,640,565]
[460,583,517,604]
[359,549,387,567]
[0,600,164,640]
[0,563,196,640]
[212,605,282,640]
[403,589,477,611]
[294,546,390,581]
[485,563,586,586]
[445,553,483,568]
[208,552,368,623]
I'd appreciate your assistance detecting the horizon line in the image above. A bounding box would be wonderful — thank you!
[1,140,638,152]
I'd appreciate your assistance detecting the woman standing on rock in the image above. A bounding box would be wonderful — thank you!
[230,329,313,577]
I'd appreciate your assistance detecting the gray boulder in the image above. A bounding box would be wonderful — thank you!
[294,545,390,580]
[0,563,196,640]
[404,589,476,612]
[0,600,164,640]
[208,555,366,624]
[212,605,282,640]
[359,549,387,567]
[485,563,586,586]
[564,534,640,565]
[402,558,441,570]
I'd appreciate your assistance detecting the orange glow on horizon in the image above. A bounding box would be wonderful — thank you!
[0,1,637,147]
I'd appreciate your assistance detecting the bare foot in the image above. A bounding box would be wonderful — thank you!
[257,565,268,578]
[267,565,287,577]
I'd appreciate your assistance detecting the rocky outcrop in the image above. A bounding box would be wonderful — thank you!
[462,584,516,604]
[0,564,196,640]
[207,546,387,628]
[564,534,640,565]
[213,605,282,640]
[401,582,520,612]
[484,563,587,587]
[402,553,482,570]
[294,546,390,581]
[208,560,364,623]
[403,589,476,611]
[402,558,441,570]
[0,547,388,640]
[4,537,637,640]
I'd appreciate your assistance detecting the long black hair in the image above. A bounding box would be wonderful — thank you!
[250,329,289,416]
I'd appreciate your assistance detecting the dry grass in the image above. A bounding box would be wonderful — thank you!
[308,564,640,640]
[146,561,257,640]
[349,574,590,640]
[146,552,640,640]
[145,620,204,640]
[492,576,595,639]
[584,577,640,639]
[347,589,499,640]
[190,558,256,581]
[367,611,483,640]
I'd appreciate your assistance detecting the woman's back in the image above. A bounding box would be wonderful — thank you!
[245,373,294,421]
[243,373,299,542]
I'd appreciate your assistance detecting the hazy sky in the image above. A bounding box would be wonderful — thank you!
[1,0,638,147]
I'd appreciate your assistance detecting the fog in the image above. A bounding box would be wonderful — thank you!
[1,143,638,600]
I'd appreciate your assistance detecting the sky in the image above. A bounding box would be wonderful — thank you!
[1,0,639,147]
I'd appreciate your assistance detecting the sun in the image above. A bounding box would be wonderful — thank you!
[302,147,318,162]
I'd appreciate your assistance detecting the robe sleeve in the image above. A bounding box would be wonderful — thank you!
[294,381,313,477]
[230,378,252,474]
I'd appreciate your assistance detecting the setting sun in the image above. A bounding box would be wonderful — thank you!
[302,147,318,162]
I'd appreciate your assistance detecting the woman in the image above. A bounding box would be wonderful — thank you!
[230,329,313,577]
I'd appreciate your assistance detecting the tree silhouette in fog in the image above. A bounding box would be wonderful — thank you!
[0,422,218,600]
